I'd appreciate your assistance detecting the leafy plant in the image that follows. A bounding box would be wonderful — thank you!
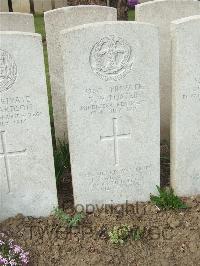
[0,233,29,265]
[54,208,84,228]
[53,141,70,185]
[132,228,144,241]
[150,186,187,210]
[108,225,130,245]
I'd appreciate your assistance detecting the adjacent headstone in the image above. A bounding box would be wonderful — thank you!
[44,6,117,145]
[12,0,30,13]
[0,13,35,32]
[136,0,200,142]
[54,0,68,8]
[61,22,160,207]
[34,0,52,13]
[0,0,9,12]
[171,15,200,196]
[0,32,58,221]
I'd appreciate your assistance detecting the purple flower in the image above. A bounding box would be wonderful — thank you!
[9,259,17,266]
[13,245,22,254]
[128,0,139,7]
[0,240,5,246]
[0,233,29,266]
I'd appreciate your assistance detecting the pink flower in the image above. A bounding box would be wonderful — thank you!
[13,245,22,254]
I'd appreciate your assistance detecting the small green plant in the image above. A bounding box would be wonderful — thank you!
[108,224,130,245]
[132,228,144,241]
[54,141,70,185]
[150,186,187,210]
[54,208,84,228]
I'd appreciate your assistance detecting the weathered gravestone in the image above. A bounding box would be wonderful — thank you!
[33,0,52,13]
[0,32,58,221]
[54,0,68,8]
[12,0,30,13]
[0,12,35,32]
[171,15,200,196]
[44,6,117,145]
[61,22,160,207]
[0,0,9,12]
[135,0,200,142]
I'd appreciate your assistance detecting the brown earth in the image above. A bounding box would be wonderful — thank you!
[0,145,200,266]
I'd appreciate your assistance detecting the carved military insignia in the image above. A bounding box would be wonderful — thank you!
[89,35,133,81]
[0,49,17,93]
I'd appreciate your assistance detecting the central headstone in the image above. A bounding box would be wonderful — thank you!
[61,22,160,207]
[44,5,117,144]
[136,0,200,142]
[0,32,57,221]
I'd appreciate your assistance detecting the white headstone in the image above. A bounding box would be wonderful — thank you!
[0,12,35,32]
[136,0,200,142]
[44,5,117,145]
[0,32,58,221]
[171,15,200,197]
[54,0,68,8]
[61,22,160,207]
[12,0,30,13]
[34,0,52,13]
[0,0,9,12]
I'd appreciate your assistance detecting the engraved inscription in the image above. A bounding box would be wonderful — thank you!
[0,131,26,193]
[0,50,17,93]
[80,84,146,115]
[0,96,41,126]
[79,164,153,193]
[100,118,131,166]
[90,36,133,81]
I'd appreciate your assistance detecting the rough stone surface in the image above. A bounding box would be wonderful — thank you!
[61,21,160,207]
[44,5,117,144]
[0,0,9,12]
[54,0,68,8]
[0,32,58,221]
[12,0,30,13]
[135,0,200,142]
[34,0,52,13]
[171,15,200,197]
[0,12,35,32]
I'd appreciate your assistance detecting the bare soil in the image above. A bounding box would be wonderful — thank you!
[1,145,200,266]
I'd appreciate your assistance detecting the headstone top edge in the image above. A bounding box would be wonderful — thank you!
[136,0,199,9]
[171,14,200,27]
[44,5,117,16]
[0,31,41,39]
[60,21,159,36]
[0,12,33,17]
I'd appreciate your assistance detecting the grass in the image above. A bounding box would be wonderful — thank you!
[54,141,70,185]
[128,9,135,21]
[54,208,85,228]
[34,14,46,40]
[150,186,188,210]
[34,15,53,119]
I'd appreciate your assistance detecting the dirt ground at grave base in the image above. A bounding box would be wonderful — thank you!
[1,145,200,266]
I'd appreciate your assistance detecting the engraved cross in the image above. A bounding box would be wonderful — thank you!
[100,118,131,166]
[0,131,26,193]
